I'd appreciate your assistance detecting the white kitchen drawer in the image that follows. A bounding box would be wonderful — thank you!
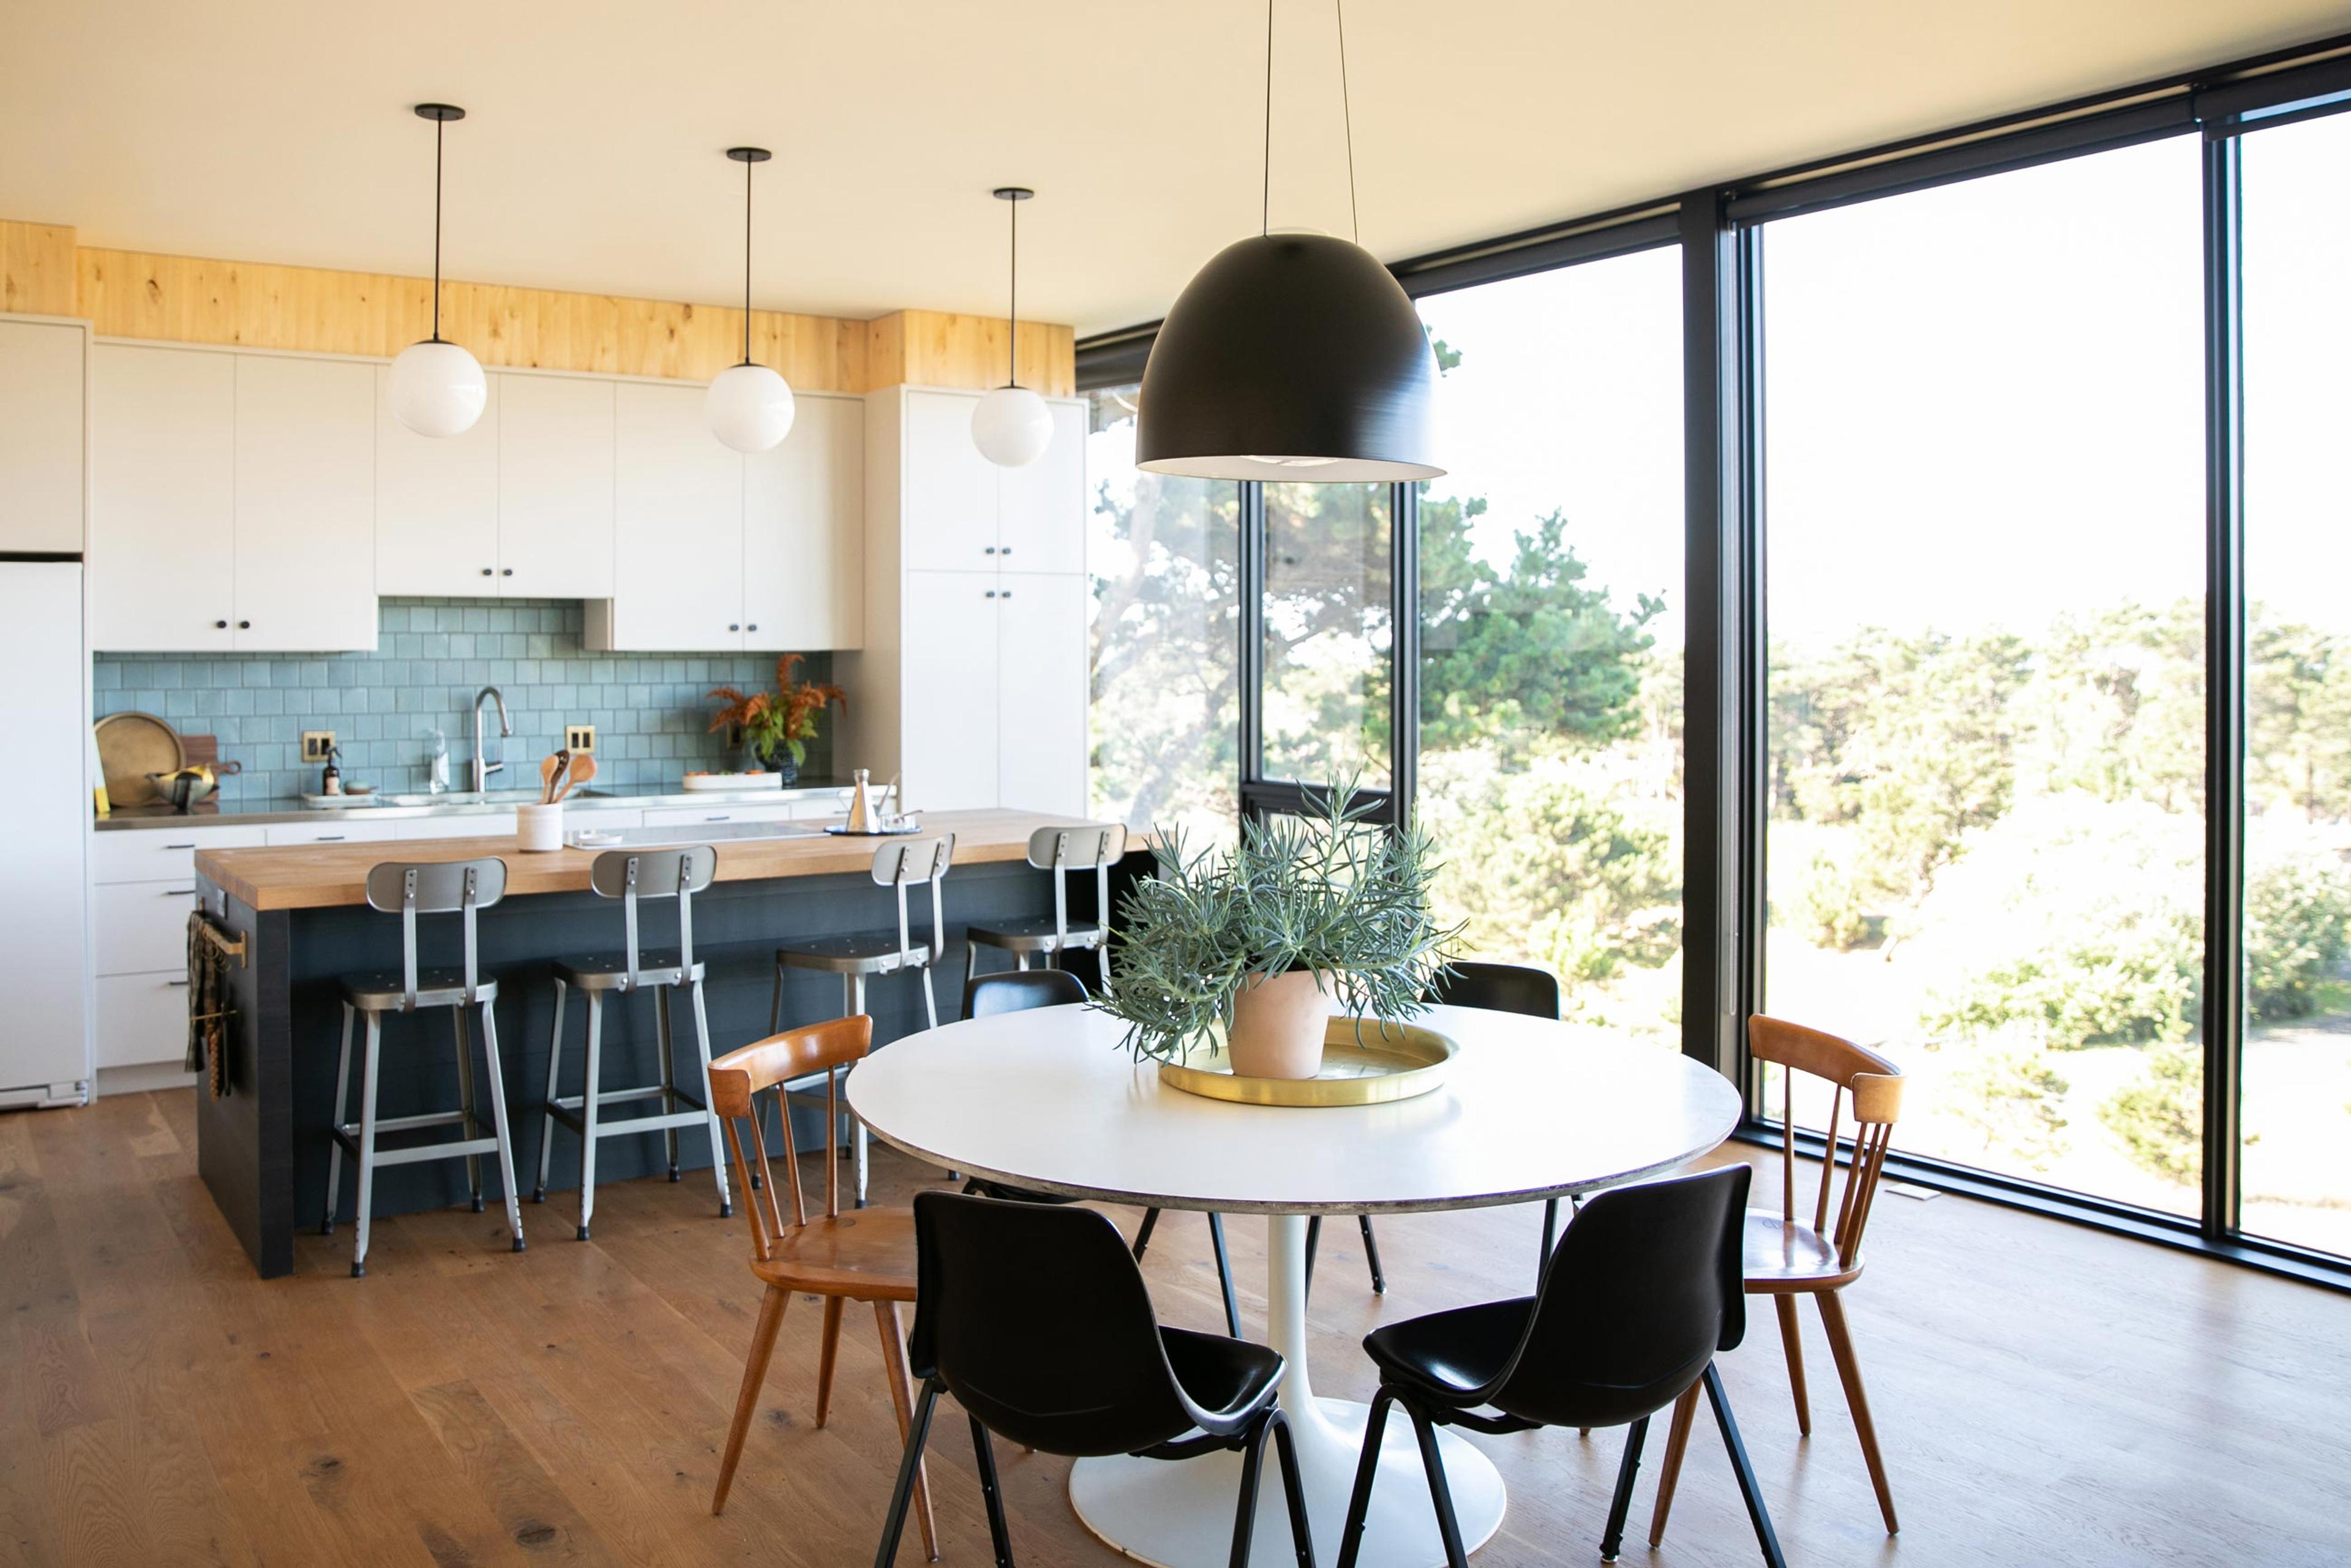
[91,824,269,885]
[787,792,852,820]
[393,813,517,840]
[567,806,642,830]
[96,970,191,1070]
[95,880,202,977]
[261,820,400,848]
[639,802,801,828]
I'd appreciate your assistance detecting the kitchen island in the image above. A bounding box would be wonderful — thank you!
[193,808,1136,1277]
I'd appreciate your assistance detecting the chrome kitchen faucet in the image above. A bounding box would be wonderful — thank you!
[471,686,512,793]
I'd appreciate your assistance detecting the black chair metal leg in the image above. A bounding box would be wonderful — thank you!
[1213,1213,1250,1335]
[1335,1387,1397,1568]
[1600,1414,1650,1562]
[969,1414,1014,1567]
[1704,1363,1788,1568]
[1228,1412,1271,1568]
[1207,1212,1242,1338]
[1132,1206,1161,1259]
[1359,1215,1387,1294]
[1540,1197,1559,1274]
[1303,1215,1321,1301]
[1266,1410,1316,1568]
[1403,1400,1471,1568]
[872,1378,940,1568]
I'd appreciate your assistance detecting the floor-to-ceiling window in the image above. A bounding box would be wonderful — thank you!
[1758,138,2209,1214]
[1413,249,1685,1044]
[2240,108,2351,1257]
[1084,385,1241,844]
[1259,483,1392,790]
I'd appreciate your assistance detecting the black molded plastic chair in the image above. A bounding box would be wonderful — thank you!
[961,969,1243,1340]
[1333,1165,1784,1568]
[1304,961,1565,1303]
[873,1193,1314,1568]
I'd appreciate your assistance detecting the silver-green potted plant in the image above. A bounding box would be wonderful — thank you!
[1099,781,1461,1079]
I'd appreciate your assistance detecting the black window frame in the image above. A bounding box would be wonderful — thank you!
[1074,30,2351,1294]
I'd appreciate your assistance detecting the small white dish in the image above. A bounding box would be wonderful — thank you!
[569,828,624,849]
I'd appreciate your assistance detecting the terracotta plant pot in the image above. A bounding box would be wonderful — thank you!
[1226,970,1332,1079]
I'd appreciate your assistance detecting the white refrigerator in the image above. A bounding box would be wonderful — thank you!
[0,560,91,1108]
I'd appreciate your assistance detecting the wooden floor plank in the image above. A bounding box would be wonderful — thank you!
[4,1089,2350,1567]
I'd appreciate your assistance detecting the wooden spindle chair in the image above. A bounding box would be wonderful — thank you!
[1651,1014,1906,1542]
[705,1017,936,1561]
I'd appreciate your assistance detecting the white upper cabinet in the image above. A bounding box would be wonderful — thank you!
[607,381,745,650]
[994,570,1089,816]
[376,367,500,597]
[497,372,615,599]
[233,354,378,651]
[88,343,236,652]
[901,389,1001,572]
[0,317,86,553]
[744,392,864,650]
[899,570,1002,812]
[994,398,1087,575]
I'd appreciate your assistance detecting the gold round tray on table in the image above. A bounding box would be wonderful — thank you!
[1157,1019,1457,1107]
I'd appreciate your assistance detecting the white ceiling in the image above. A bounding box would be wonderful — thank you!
[4,0,2346,336]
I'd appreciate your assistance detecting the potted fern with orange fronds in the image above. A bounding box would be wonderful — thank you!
[708,654,846,784]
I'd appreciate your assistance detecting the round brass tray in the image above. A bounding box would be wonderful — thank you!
[1157,1019,1457,1108]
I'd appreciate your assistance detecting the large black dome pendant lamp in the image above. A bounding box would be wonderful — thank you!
[1136,0,1441,482]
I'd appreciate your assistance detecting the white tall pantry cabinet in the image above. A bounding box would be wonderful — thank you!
[844,386,1089,816]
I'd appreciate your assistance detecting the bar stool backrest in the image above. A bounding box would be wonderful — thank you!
[587,846,718,991]
[1025,822,1127,976]
[871,833,955,968]
[363,857,508,1009]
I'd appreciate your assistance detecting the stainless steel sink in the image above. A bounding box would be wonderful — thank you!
[369,788,607,808]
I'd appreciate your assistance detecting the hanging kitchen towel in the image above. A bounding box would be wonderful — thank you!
[186,912,232,1097]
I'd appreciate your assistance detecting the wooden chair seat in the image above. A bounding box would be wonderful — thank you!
[748,1207,917,1302]
[1741,1212,1856,1291]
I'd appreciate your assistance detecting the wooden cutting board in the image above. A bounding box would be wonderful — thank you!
[94,711,183,807]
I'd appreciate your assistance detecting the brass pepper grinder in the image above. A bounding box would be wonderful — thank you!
[844,768,874,833]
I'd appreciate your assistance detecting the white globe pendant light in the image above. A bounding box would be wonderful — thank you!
[707,147,796,453]
[972,187,1053,468]
[388,104,487,440]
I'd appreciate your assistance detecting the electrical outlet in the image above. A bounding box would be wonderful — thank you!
[565,724,596,754]
[301,731,337,763]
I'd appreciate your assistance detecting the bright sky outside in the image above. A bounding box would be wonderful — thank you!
[1410,115,2351,649]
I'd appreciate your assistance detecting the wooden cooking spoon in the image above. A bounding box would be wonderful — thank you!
[553,752,596,803]
[539,752,563,805]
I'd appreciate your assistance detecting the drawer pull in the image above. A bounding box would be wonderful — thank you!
[163,842,196,850]
[167,978,190,988]
[162,887,196,896]
[316,835,346,842]
[707,814,730,822]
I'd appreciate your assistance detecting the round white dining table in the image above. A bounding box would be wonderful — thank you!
[847,1002,1744,1568]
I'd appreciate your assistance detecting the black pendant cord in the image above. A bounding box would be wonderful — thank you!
[742,153,753,366]
[1261,0,1275,236]
[1007,194,1019,388]
[1336,0,1358,245]
[430,113,444,343]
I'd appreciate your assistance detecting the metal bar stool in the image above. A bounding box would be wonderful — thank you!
[962,822,1127,989]
[768,833,956,1209]
[323,858,525,1278]
[534,846,732,1240]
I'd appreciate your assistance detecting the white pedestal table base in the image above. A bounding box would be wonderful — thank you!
[1068,1215,1505,1566]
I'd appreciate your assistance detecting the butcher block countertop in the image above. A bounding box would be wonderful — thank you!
[195,809,1128,912]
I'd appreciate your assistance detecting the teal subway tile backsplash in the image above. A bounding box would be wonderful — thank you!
[95,599,834,805]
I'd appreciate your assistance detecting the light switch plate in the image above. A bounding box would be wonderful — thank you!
[301,731,337,762]
[565,724,596,753]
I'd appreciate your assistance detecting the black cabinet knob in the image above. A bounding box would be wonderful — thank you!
[984,545,997,555]
[214,619,228,629]
[1000,590,1013,599]
[746,623,758,632]
[729,623,741,632]
[481,567,493,577]
[1000,546,1013,555]
[984,590,996,599]
[502,568,513,576]
[238,620,251,630]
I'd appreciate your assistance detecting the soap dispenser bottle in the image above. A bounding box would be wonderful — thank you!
[321,746,343,797]
[426,727,450,794]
